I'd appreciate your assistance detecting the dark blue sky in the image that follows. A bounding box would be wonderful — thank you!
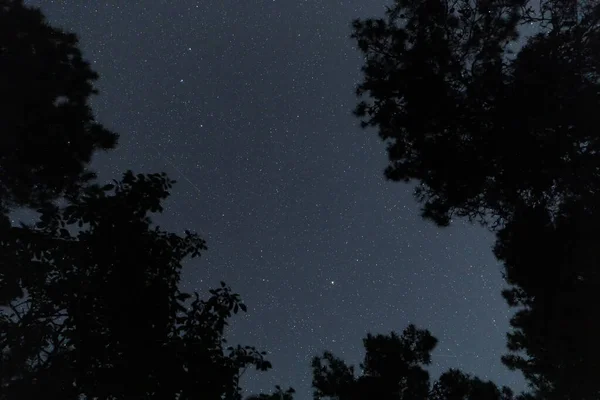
[26,1,526,398]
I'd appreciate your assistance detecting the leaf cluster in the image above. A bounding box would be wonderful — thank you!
[0,171,270,400]
[312,325,520,400]
[0,0,118,211]
[352,0,600,228]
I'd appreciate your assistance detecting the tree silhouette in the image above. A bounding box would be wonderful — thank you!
[246,386,296,400]
[493,200,600,399]
[311,324,516,400]
[0,0,118,212]
[351,0,600,397]
[351,0,600,228]
[0,171,274,399]
[430,369,517,400]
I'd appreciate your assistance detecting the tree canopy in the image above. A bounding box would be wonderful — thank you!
[430,369,519,400]
[0,3,286,398]
[352,0,600,228]
[0,171,274,399]
[351,0,600,398]
[312,324,517,400]
[4,0,599,397]
[0,0,118,212]
[493,201,600,399]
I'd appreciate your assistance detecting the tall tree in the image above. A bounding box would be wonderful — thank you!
[351,0,600,397]
[0,171,273,400]
[351,0,600,228]
[311,324,516,400]
[493,200,600,399]
[0,0,118,212]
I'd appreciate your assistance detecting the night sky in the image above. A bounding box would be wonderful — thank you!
[24,1,526,398]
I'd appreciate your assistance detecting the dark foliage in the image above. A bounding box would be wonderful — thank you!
[0,171,273,399]
[0,3,289,398]
[493,199,600,399]
[430,369,517,400]
[311,324,516,400]
[0,0,118,212]
[246,386,296,400]
[351,0,600,228]
[352,0,600,397]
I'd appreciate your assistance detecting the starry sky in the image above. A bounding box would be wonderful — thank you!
[24,1,526,398]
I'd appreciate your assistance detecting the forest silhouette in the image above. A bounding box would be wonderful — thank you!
[0,0,598,398]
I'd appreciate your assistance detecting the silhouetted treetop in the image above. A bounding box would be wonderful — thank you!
[0,171,273,400]
[0,0,118,211]
[312,324,517,400]
[246,386,296,400]
[430,369,516,400]
[352,0,600,228]
[312,325,436,400]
